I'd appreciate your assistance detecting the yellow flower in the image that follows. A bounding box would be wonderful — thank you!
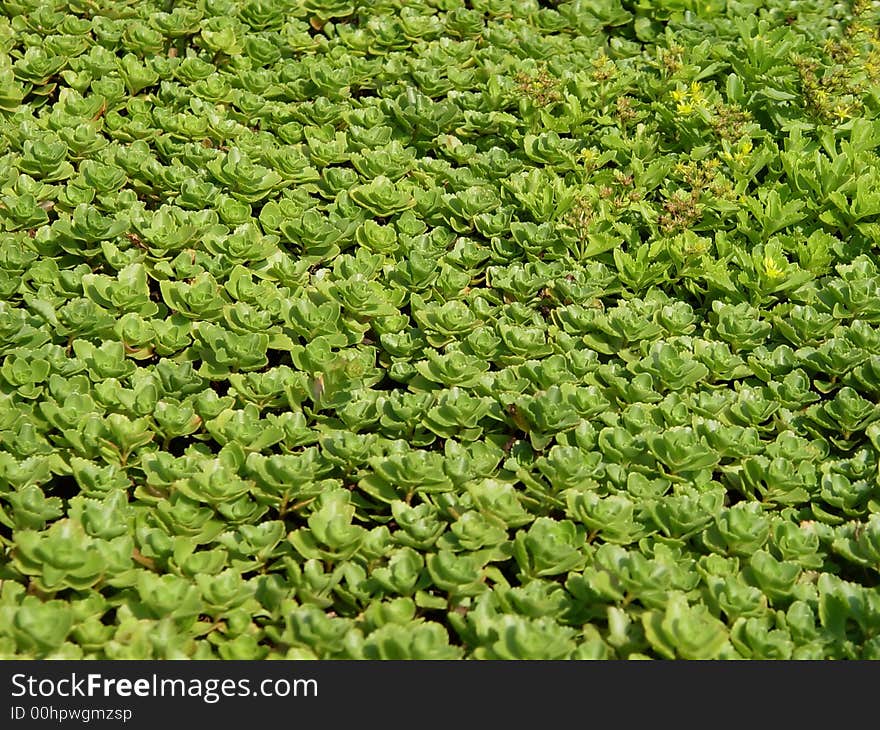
[832,104,851,121]
[579,148,597,168]
[763,256,785,279]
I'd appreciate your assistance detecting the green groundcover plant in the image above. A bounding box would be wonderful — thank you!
[1,0,880,659]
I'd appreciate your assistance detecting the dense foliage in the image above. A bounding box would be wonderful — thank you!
[2,0,880,659]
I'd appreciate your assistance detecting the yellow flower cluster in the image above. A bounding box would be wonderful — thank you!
[670,82,706,116]
[721,138,753,166]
